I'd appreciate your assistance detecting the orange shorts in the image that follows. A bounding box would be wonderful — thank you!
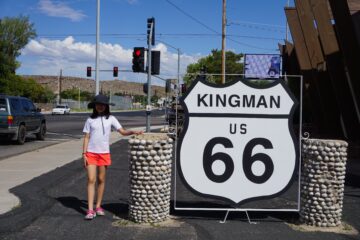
[85,152,111,166]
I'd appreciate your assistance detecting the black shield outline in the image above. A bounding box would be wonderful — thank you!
[177,76,300,207]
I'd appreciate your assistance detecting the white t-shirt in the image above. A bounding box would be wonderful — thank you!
[83,115,122,153]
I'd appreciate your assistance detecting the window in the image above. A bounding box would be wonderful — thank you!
[10,98,22,113]
[20,99,31,112]
[0,98,8,115]
[27,101,36,112]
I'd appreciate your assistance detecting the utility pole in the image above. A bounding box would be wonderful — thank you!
[285,0,289,42]
[78,87,81,109]
[95,0,100,95]
[221,0,226,84]
[58,69,63,104]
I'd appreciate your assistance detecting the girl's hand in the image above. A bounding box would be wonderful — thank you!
[83,153,88,168]
[133,130,144,135]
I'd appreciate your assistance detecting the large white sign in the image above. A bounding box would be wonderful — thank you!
[178,77,299,205]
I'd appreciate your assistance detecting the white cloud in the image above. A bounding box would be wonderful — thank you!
[127,0,138,4]
[38,0,86,21]
[20,37,200,84]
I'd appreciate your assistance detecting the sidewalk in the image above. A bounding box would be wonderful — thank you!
[0,127,152,214]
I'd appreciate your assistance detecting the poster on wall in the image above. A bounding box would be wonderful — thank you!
[177,76,299,208]
[244,54,282,79]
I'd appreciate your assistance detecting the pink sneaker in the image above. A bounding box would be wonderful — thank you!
[95,207,105,216]
[84,210,96,220]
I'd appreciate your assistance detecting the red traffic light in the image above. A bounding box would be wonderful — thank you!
[135,49,141,57]
[132,47,145,72]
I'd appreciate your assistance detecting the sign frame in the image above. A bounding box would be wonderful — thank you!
[174,73,303,212]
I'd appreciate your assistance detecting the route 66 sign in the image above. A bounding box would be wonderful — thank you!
[178,77,299,205]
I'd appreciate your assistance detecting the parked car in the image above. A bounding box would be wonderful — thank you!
[52,104,71,115]
[0,94,46,144]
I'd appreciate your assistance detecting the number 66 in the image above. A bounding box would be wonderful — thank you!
[203,137,274,184]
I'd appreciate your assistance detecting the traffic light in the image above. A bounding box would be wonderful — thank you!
[181,84,187,94]
[147,18,155,46]
[143,83,148,94]
[165,79,171,93]
[86,66,92,77]
[151,50,160,75]
[113,66,118,77]
[132,47,145,72]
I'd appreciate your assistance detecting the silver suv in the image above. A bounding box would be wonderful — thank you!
[0,95,46,144]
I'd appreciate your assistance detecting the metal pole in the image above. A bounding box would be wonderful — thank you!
[176,48,180,137]
[59,69,62,104]
[285,0,289,41]
[95,0,100,95]
[78,87,80,109]
[146,22,153,132]
[177,49,180,92]
[221,0,226,84]
[57,70,61,105]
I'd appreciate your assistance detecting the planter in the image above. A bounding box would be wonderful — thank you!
[128,133,173,223]
[300,138,348,227]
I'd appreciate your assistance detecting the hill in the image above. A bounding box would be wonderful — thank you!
[21,75,167,97]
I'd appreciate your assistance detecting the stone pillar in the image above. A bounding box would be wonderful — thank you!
[300,138,348,227]
[128,133,173,223]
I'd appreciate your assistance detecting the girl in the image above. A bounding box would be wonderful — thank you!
[82,94,142,220]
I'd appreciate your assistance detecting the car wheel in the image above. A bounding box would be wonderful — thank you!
[36,122,46,140]
[16,125,26,145]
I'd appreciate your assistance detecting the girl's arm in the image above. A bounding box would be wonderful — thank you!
[118,128,143,136]
[82,133,90,167]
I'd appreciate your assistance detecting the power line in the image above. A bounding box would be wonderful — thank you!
[164,0,219,34]
[229,20,286,28]
[164,0,277,51]
[36,33,282,41]
[228,21,286,33]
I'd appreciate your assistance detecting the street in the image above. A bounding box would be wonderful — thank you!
[0,110,167,160]
[0,139,359,240]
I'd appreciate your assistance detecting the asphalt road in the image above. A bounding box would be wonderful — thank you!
[0,110,167,160]
[0,139,359,240]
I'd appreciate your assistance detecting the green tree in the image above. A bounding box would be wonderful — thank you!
[0,75,55,103]
[61,88,94,101]
[184,49,244,86]
[0,16,36,77]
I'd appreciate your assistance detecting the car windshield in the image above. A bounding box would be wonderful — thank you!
[0,98,8,115]
[55,106,67,108]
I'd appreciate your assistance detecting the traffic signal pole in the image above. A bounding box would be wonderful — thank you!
[95,0,100,95]
[146,20,153,133]
[146,46,152,132]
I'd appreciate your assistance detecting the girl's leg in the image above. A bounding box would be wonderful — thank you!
[96,166,107,208]
[87,165,97,211]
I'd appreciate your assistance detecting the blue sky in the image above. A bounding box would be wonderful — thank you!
[0,0,293,85]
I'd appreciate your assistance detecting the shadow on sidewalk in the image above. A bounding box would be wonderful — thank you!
[56,197,129,217]
[56,197,88,215]
[102,202,128,217]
